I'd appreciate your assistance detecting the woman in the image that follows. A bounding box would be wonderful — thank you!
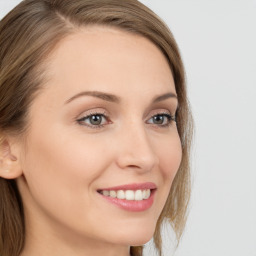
[0,0,193,255]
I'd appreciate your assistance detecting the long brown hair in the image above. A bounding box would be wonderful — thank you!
[0,1,193,255]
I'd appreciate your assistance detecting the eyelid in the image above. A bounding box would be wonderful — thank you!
[76,109,111,129]
[77,108,108,120]
[75,108,176,130]
[146,109,176,120]
[146,109,176,127]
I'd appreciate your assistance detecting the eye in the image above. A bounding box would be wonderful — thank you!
[77,113,109,128]
[147,113,175,127]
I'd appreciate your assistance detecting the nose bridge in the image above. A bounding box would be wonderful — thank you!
[116,119,158,172]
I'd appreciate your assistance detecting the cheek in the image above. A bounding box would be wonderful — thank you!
[144,133,182,225]
[26,129,103,173]
[19,130,116,238]
[20,129,110,207]
[157,134,182,181]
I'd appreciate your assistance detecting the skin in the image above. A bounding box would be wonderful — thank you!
[7,27,182,256]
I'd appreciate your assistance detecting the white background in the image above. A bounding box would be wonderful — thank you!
[1,1,256,256]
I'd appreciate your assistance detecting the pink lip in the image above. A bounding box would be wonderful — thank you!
[97,182,157,212]
[98,182,157,191]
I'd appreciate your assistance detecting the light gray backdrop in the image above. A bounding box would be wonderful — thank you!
[1,1,256,256]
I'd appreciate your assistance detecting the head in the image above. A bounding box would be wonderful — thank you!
[0,1,193,256]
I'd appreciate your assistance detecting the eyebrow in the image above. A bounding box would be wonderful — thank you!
[152,92,177,103]
[64,90,177,104]
[65,91,120,104]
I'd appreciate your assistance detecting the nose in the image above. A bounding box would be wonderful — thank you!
[115,123,159,173]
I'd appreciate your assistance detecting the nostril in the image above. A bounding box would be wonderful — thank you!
[117,150,157,169]
[127,164,141,169]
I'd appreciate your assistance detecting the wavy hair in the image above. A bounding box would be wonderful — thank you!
[0,1,193,255]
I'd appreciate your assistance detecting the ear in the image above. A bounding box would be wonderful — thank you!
[0,137,23,179]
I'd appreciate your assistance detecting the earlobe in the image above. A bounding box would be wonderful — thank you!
[0,138,23,179]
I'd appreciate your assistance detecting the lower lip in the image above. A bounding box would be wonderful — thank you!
[99,190,156,212]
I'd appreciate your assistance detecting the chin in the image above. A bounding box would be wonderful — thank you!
[115,223,156,246]
[129,235,153,247]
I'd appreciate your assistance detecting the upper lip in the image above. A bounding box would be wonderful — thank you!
[98,182,157,191]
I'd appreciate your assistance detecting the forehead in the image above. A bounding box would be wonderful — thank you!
[37,26,175,106]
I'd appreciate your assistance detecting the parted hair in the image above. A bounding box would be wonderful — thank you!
[0,0,193,255]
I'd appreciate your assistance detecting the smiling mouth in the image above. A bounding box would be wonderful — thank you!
[97,182,157,201]
[98,189,152,201]
[97,184,156,212]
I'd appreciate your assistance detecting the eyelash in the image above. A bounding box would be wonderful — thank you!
[77,111,176,129]
[147,113,176,127]
[77,111,110,129]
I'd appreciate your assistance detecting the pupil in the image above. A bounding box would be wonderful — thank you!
[90,115,102,125]
[154,115,164,124]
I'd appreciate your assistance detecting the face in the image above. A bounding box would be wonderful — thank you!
[16,26,182,252]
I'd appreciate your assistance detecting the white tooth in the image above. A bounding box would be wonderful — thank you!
[109,190,117,198]
[125,190,135,200]
[135,190,143,201]
[117,190,125,199]
[142,190,147,199]
[103,190,110,196]
[144,189,151,199]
